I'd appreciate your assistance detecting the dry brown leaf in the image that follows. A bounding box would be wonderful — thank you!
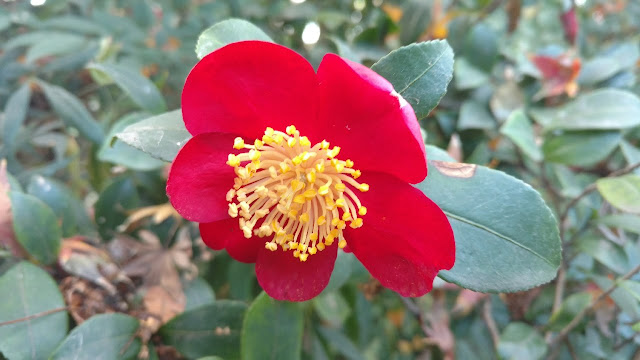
[118,203,181,233]
[423,291,454,359]
[0,159,27,258]
[143,285,185,329]
[452,289,489,316]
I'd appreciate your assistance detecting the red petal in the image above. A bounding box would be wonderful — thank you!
[313,54,427,184]
[167,133,236,223]
[255,243,338,301]
[200,219,261,263]
[344,172,455,297]
[182,41,318,139]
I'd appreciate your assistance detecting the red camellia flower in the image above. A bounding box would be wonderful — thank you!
[167,41,455,301]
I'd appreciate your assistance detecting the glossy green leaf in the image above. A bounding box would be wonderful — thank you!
[543,131,621,167]
[371,40,454,120]
[596,174,640,213]
[10,192,61,265]
[51,313,140,360]
[94,178,139,239]
[241,292,303,360]
[544,90,640,130]
[417,161,561,292]
[116,110,190,162]
[88,63,167,114]
[196,19,273,59]
[598,214,640,234]
[27,176,94,237]
[160,301,247,360]
[500,110,542,161]
[548,292,591,331]
[98,112,166,171]
[458,100,496,130]
[38,81,104,144]
[184,277,216,311]
[0,262,68,360]
[2,82,31,152]
[497,323,547,360]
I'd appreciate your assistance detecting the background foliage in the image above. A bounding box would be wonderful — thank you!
[1,0,640,359]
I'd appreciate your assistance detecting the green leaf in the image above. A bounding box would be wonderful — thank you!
[229,262,255,301]
[544,89,640,130]
[2,83,31,152]
[371,40,454,120]
[98,112,166,171]
[454,57,489,90]
[579,236,629,274]
[94,178,139,239]
[313,291,351,327]
[497,323,547,360]
[543,131,621,167]
[25,34,87,64]
[548,292,591,331]
[620,140,640,175]
[38,81,104,144]
[88,63,167,114]
[417,161,561,292]
[0,262,68,360]
[500,110,542,162]
[196,19,273,59]
[116,110,190,162]
[27,176,94,237]
[322,251,354,293]
[184,277,216,311]
[592,276,640,319]
[596,174,640,213]
[458,100,496,130]
[317,326,365,360]
[10,192,61,265]
[241,292,303,360]
[598,214,640,234]
[160,301,247,360]
[51,313,141,360]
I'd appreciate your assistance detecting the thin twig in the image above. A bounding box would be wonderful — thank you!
[0,307,68,327]
[565,338,579,360]
[482,298,500,351]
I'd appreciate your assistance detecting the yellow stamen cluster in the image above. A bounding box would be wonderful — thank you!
[225,126,368,262]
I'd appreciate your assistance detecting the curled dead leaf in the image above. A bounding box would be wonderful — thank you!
[432,160,477,178]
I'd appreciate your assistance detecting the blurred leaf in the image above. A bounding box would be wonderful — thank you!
[98,112,166,171]
[313,291,351,327]
[598,214,640,234]
[0,262,68,360]
[51,313,140,360]
[371,40,454,120]
[196,19,273,59]
[593,276,640,320]
[454,57,489,90]
[38,81,105,144]
[94,178,139,239]
[0,13,9,32]
[317,326,365,360]
[398,0,430,45]
[27,176,94,237]
[548,292,591,331]
[497,323,547,360]
[228,262,255,301]
[322,251,354,293]
[579,42,639,85]
[0,161,25,258]
[10,191,61,265]
[619,280,640,302]
[26,34,87,64]
[458,100,496,130]
[160,301,247,360]
[184,277,216,311]
[544,90,640,131]
[620,141,640,175]
[88,63,167,114]
[579,236,629,275]
[241,292,303,360]
[116,110,190,162]
[596,175,640,213]
[543,131,621,167]
[500,110,542,161]
[418,161,561,292]
[465,23,498,72]
[2,82,31,153]
[37,16,105,35]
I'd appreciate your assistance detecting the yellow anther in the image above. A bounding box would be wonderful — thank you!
[350,218,363,228]
[338,239,347,249]
[352,170,361,179]
[228,203,238,218]
[226,154,240,167]
[233,137,245,149]
[291,179,304,191]
[330,229,339,237]
[254,139,264,149]
[226,189,235,202]
[286,125,297,135]
[306,170,316,183]
[269,166,277,178]
[302,152,314,161]
[328,146,341,158]
[262,134,273,144]
[317,216,326,225]
[318,184,330,196]
[342,212,352,221]
[235,167,249,180]
[303,189,317,198]
[331,218,340,226]
[345,159,354,168]
[298,243,307,252]
[320,140,330,149]
[325,196,335,209]
[265,127,274,136]
[335,198,346,208]
[256,186,269,198]
[265,242,277,251]
[317,242,326,251]
[309,233,318,241]
[299,136,311,147]
[279,162,291,173]
[249,149,261,162]
[294,195,306,204]
[287,137,297,147]
[299,213,310,223]
[325,234,335,245]
[288,209,298,218]
[337,220,346,230]
[309,247,317,255]
[293,250,300,258]
[334,162,345,173]
[315,162,325,172]
[359,206,367,216]
[273,134,284,144]
[299,253,309,262]
[359,183,370,192]
[335,183,346,191]
[292,154,303,165]
[288,242,298,250]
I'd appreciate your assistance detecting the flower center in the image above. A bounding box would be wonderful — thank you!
[225,125,368,262]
